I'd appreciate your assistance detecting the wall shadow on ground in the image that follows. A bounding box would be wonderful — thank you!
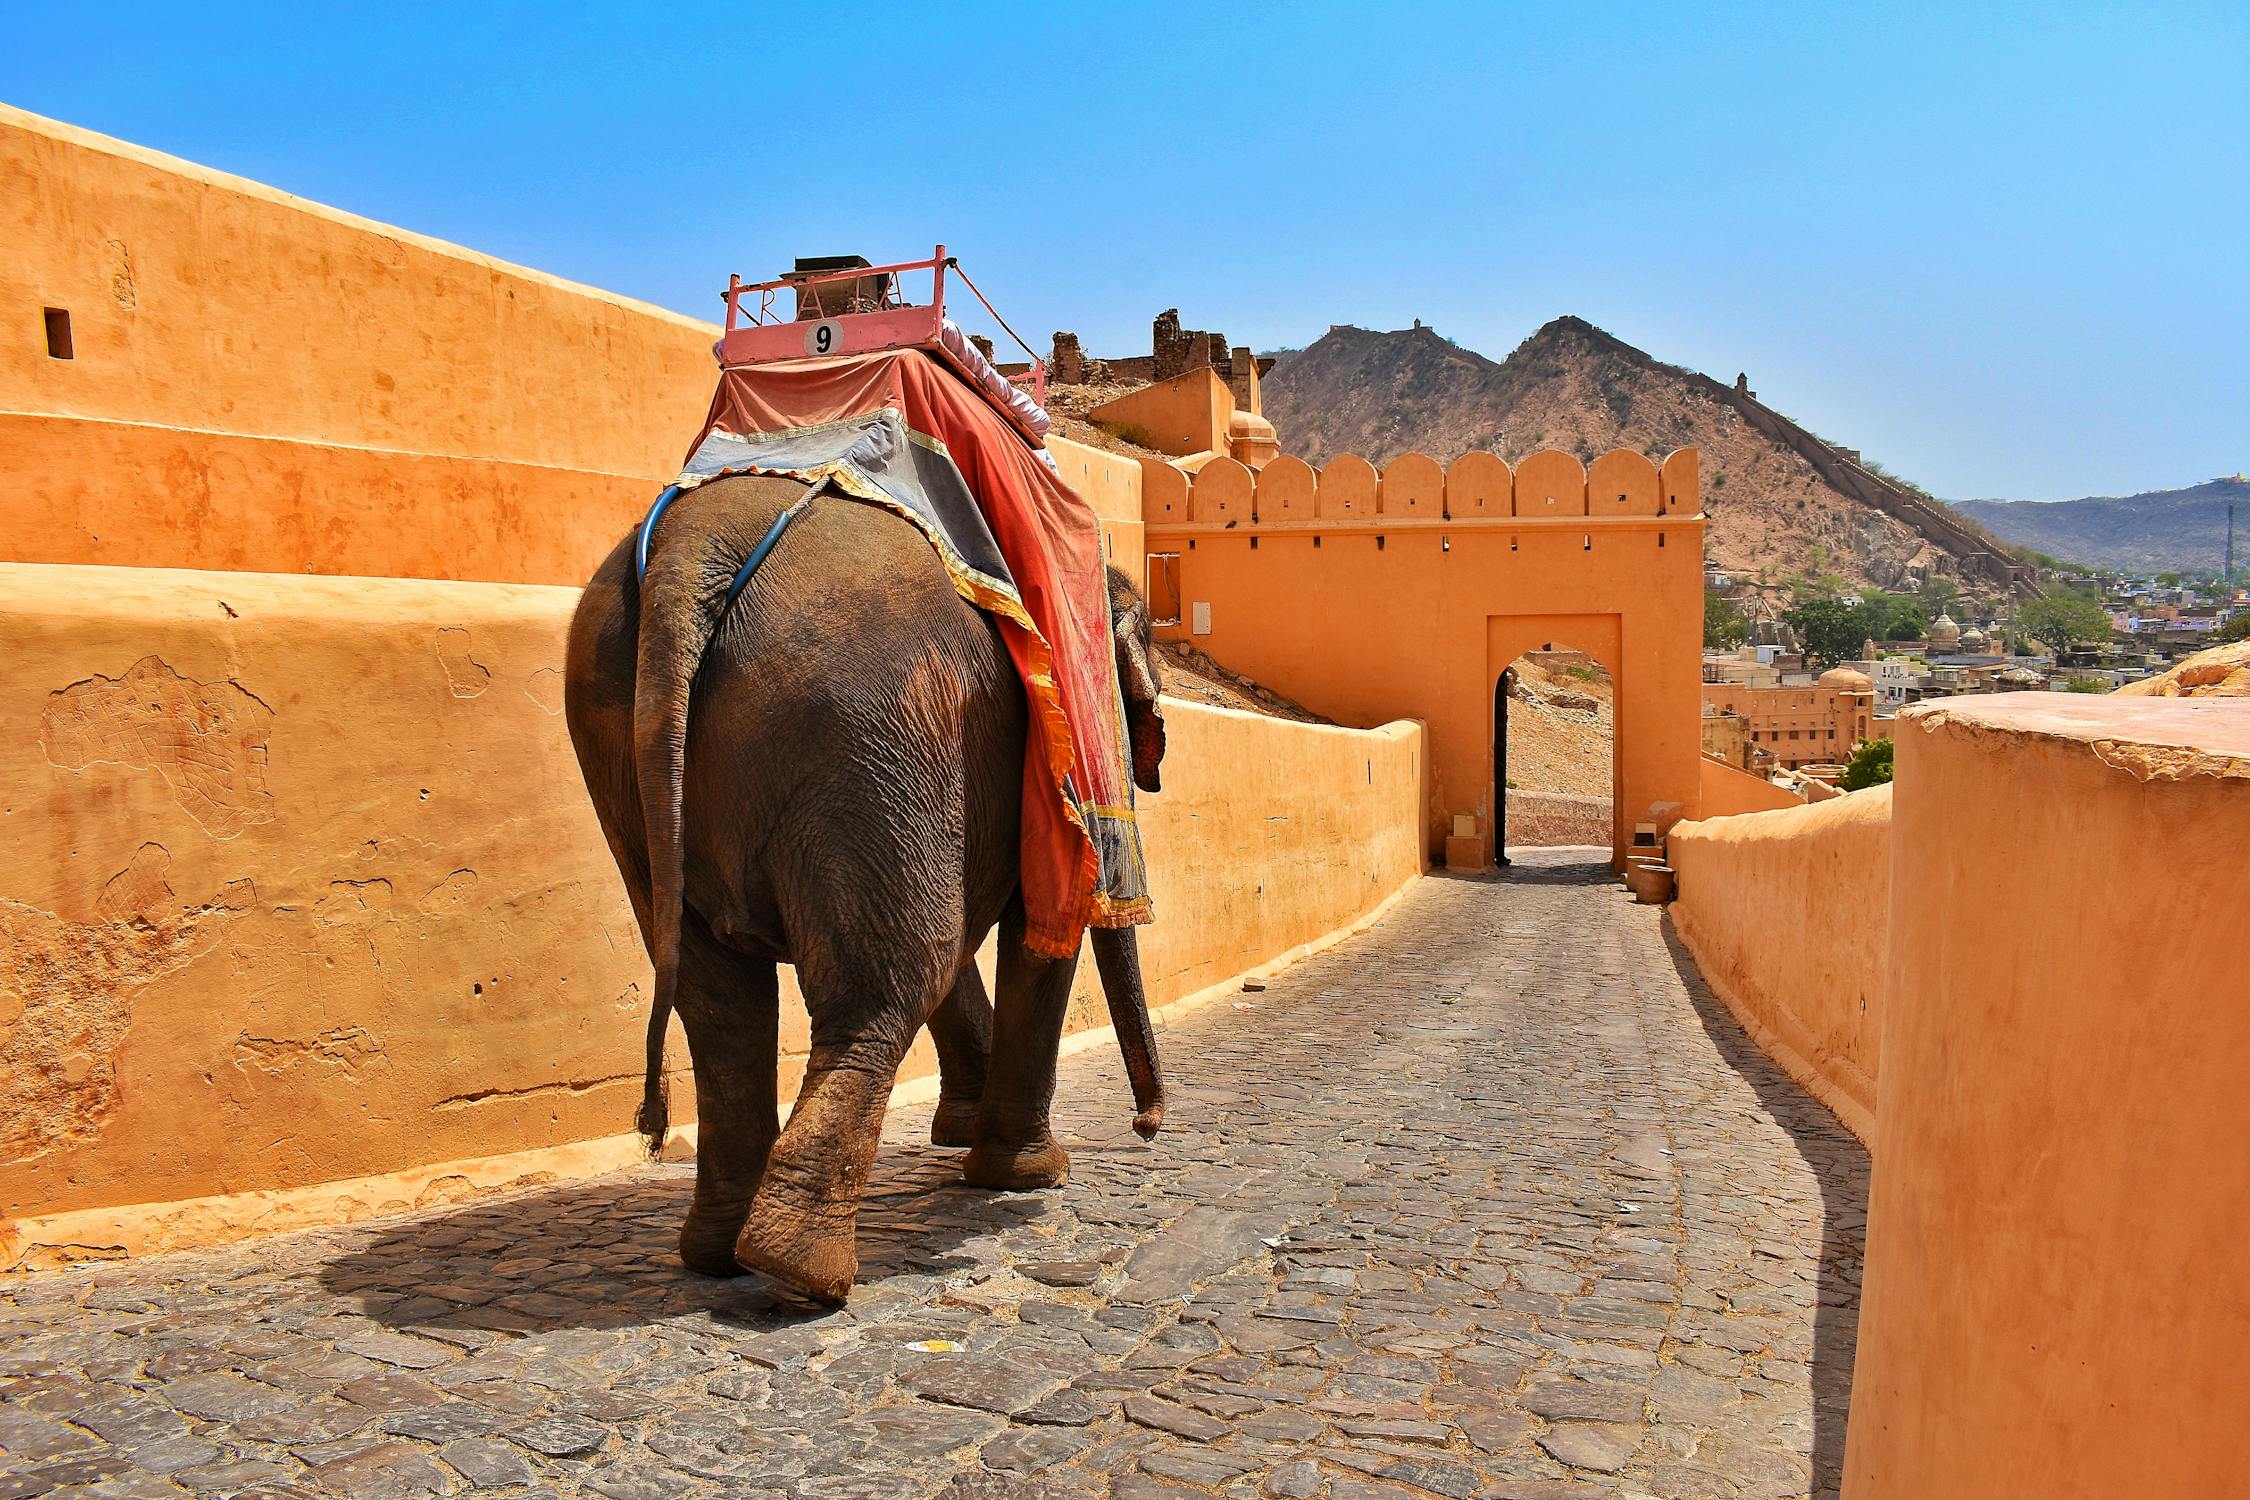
[1660,917,1868,1500]
[316,1142,1054,1339]
[1494,843,1615,883]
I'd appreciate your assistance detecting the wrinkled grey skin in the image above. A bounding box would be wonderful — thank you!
[563,473,1166,1302]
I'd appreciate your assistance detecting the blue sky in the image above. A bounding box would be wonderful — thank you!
[8,2,2243,500]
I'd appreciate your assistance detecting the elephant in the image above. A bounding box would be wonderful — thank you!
[563,471,1168,1303]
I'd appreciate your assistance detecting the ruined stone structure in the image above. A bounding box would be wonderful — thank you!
[1048,329,1084,384]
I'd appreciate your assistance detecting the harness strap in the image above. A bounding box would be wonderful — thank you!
[635,481,815,613]
[634,485,683,583]
[722,492,816,610]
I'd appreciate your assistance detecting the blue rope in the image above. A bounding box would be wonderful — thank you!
[721,493,817,611]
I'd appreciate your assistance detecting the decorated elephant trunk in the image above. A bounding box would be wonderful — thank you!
[1091,925,1165,1138]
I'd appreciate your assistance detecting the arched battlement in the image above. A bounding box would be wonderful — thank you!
[1255,455,1316,524]
[1317,454,1378,519]
[1190,456,1253,524]
[1446,451,1512,518]
[1380,453,1445,518]
[1140,457,1190,526]
[1588,449,1662,518]
[1513,450,1588,517]
[1660,447,1701,515]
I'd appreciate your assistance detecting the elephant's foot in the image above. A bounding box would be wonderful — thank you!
[962,1132,1070,1191]
[678,1209,751,1278]
[930,1095,983,1149]
[736,1200,858,1305]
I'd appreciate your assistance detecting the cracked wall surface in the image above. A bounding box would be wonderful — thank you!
[41,657,277,836]
[0,565,654,1236]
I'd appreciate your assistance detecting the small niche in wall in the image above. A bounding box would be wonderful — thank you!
[1145,552,1183,627]
[44,307,74,359]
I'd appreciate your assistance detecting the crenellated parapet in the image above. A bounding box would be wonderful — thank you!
[1143,446,1703,532]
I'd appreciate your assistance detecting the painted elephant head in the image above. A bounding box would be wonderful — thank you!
[1106,567,1167,794]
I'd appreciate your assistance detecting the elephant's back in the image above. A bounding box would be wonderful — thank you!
[699,477,1016,727]
[681,479,1028,920]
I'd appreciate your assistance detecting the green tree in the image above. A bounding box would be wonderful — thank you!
[2216,612,2250,644]
[1705,588,1750,650]
[1916,574,1962,619]
[1785,595,1863,670]
[2016,591,2114,653]
[1840,738,1894,791]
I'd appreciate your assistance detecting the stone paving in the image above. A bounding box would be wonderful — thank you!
[1,851,1866,1500]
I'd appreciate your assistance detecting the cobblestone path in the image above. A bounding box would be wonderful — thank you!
[2,853,1866,1500]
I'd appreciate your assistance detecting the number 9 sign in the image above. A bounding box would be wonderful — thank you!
[803,319,844,357]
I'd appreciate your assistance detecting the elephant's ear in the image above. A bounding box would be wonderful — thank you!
[1107,579,1167,796]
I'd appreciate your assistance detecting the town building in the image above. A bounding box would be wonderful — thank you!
[1700,667,1875,771]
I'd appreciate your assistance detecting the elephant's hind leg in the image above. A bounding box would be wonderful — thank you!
[670,913,780,1277]
[962,906,1078,1191]
[737,928,952,1303]
[926,962,994,1148]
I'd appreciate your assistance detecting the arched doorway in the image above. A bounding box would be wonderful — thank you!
[1492,645,1617,863]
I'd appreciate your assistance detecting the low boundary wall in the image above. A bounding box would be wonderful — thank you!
[1666,788,1889,1143]
[1846,697,2250,1497]
[1670,695,2250,1497]
[1695,754,1807,817]
[0,562,1424,1267]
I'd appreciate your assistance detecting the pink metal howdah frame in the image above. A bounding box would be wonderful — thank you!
[718,245,1050,437]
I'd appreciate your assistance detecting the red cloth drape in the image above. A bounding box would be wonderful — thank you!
[693,350,1147,957]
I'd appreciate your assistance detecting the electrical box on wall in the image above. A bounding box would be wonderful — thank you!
[1191,602,1211,636]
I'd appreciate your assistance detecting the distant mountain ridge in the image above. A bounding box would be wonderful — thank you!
[1261,318,2038,596]
[1957,478,2249,574]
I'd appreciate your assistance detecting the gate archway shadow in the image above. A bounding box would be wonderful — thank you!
[1494,843,1615,884]
[315,1139,1053,1338]
[1660,916,1867,1500]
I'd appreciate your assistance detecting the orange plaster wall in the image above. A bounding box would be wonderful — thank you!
[3,107,1132,594]
[0,563,651,1249]
[1084,368,1233,459]
[0,410,664,586]
[2,106,717,586]
[1695,755,1808,817]
[1149,506,1706,866]
[1842,695,2250,1500]
[0,561,1423,1264]
[1666,787,1889,1142]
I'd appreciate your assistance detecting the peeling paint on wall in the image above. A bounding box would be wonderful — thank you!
[41,658,277,837]
[433,628,491,698]
[231,1025,383,1075]
[524,667,565,715]
[419,869,478,915]
[95,843,174,922]
[0,879,253,1162]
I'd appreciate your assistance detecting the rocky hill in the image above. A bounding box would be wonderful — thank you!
[1262,318,2038,597]
[1957,477,2249,574]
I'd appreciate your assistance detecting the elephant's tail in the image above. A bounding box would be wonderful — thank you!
[628,506,728,1157]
